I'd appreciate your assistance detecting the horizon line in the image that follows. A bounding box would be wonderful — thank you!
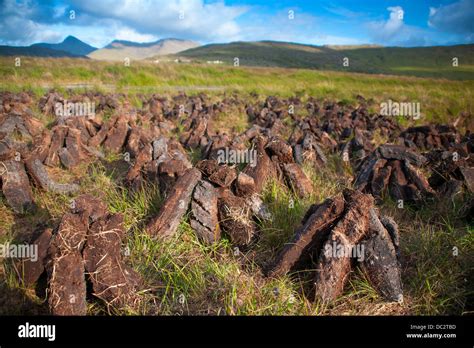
[2,35,474,50]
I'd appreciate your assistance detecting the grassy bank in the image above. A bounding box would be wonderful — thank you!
[1,57,473,124]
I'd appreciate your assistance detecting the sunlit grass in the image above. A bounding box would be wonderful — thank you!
[1,57,473,125]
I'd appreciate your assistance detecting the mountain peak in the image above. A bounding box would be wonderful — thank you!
[30,35,96,57]
[63,35,81,43]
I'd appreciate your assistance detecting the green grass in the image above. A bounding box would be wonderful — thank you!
[1,57,473,125]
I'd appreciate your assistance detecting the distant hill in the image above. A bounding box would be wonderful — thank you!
[31,36,96,56]
[0,45,81,57]
[178,41,474,80]
[2,37,473,80]
[0,36,94,57]
[88,38,199,61]
[323,44,383,50]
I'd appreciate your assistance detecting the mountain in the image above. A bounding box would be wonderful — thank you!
[0,45,82,57]
[88,38,199,61]
[0,36,95,57]
[31,36,96,56]
[178,41,474,80]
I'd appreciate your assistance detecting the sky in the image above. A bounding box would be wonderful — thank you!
[0,0,473,48]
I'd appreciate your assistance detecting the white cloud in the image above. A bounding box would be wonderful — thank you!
[113,28,158,43]
[0,0,249,46]
[0,0,62,45]
[0,15,62,45]
[369,6,404,42]
[67,0,248,42]
[366,6,428,46]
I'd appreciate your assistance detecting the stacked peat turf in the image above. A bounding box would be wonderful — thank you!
[427,136,474,199]
[38,91,120,116]
[144,138,279,248]
[125,134,192,193]
[0,93,80,212]
[144,126,358,264]
[268,189,403,303]
[399,124,462,151]
[30,122,102,170]
[144,163,261,248]
[289,100,401,167]
[265,136,314,198]
[0,95,38,212]
[17,194,142,315]
[354,144,434,202]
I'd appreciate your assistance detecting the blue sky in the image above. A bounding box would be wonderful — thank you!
[0,0,473,47]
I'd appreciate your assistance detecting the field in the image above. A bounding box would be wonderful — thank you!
[0,57,472,316]
[2,57,474,122]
